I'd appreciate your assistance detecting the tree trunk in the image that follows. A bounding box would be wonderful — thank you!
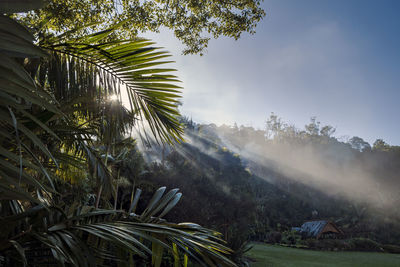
[95,184,102,209]
[96,149,109,209]
[113,169,120,210]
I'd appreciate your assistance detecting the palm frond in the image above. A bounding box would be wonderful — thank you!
[0,15,61,199]
[40,27,184,144]
[1,187,237,266]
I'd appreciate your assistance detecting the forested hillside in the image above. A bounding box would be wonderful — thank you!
[124,115,400,252]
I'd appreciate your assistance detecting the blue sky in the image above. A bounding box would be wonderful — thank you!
[144,0,400,145]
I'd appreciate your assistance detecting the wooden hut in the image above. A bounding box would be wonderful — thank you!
[294,220,343,239]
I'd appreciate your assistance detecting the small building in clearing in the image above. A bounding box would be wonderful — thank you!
[292,220,343,239]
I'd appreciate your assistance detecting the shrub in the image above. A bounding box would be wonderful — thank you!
[300,239,350,251]
[382,244,400,254]
[281,230,301,245]
[266,231,282,244]
[348,238,383,252]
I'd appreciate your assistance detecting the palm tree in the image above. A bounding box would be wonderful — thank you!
[0,1,237,266]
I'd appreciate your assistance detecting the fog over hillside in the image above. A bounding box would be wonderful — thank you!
[180,116,400,214]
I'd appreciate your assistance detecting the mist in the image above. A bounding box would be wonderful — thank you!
[182,118,400,214]
[238,141,390,207]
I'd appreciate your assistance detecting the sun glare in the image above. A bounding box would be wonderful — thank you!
[109,94,118,101]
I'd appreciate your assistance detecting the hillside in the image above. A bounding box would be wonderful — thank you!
[127,116,400,251]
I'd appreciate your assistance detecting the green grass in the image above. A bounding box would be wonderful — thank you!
[246,243,400,267]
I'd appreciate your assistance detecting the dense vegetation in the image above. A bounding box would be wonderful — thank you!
[1,1,253,266]
[15,0,265,55]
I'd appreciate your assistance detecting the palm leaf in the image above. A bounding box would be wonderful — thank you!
[1,188,237,266]
[0,15,61,199]
[40,28,184,144]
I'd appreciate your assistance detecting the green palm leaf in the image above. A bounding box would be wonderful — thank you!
[0,15,61,199]
[40,28,184,144]
[1,187,237,266]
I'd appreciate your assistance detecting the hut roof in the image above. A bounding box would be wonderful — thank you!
[300,220,342,238]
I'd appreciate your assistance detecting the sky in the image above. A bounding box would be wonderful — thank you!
[143,0,400,145]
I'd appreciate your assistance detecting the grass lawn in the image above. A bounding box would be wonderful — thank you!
[246,243,400,267]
